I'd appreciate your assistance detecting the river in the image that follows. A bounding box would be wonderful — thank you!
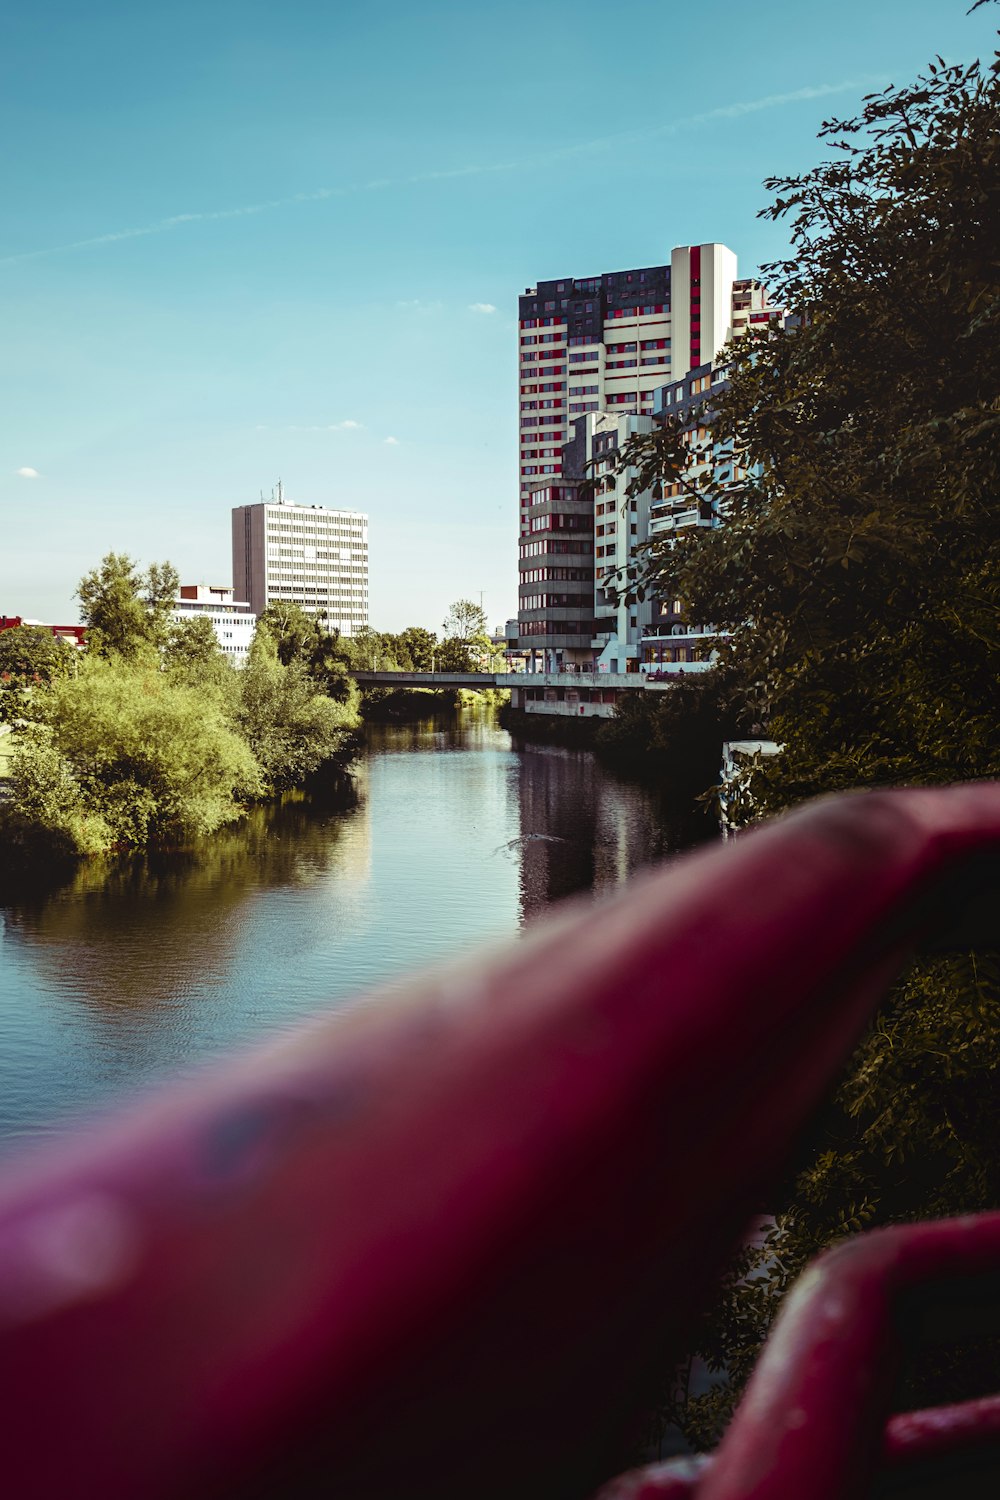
[0,708,707,1155]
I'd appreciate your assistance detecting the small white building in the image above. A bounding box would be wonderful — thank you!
[171,585,256,666]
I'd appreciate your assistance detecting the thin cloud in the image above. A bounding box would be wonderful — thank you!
[383,436,400,446]
[255,420,363,432]
[396,298,443,314]
[15,466,40,478]
[293,419,364,432]
[469,302,498,314]
[0,77,883,269]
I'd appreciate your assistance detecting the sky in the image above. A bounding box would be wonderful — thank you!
[2,0,996,634]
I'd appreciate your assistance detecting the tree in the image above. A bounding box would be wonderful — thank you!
[163,614,230,682]
[615,35,1000,1445]
[443,599,487,643]
[7,656,262,855]
[257,601,320,667]
[0,627,74,723]
[626,54,1000,811]
[435,636,474,673]
[397,626,437,672]
[236,635,359,793]
[77,553,180,661]
[0,626,72,684]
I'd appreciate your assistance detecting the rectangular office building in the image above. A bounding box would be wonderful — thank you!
[232,488,369,634]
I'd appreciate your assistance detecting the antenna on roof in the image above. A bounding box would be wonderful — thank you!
[277,478,284,505]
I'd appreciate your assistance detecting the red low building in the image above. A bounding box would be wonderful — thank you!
[0,614,86,646]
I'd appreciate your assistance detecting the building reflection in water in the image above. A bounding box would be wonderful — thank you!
[508,738,713,923]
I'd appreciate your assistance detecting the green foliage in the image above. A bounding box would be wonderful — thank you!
[435,636,474,673]
[236,648,359,793]
[397,626,437,672]
[443,599,488,642]
[163,613,234,692]
[0,625,73,684]
[2,565,364,858]
[77,553,180,661]
[258,601,319,666]
[625,50,1000,814]
[7,657,262,854]
[0,626,75,724]
[596,673,742,800]
[610,36,1000,1448]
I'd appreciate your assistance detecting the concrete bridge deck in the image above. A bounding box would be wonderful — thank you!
[353,671,503,689]
[354,668,706,691]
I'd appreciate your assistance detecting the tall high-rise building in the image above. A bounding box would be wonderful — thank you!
[517,246,777,665]
[232,486,369,634]
[517,245,745,533]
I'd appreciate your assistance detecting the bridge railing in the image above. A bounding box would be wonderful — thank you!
[3,785,1000,1497]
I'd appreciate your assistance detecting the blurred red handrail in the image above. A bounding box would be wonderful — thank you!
[2,785,1000,1499]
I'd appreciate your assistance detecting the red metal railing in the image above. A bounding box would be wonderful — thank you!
[2,784,1000,1498]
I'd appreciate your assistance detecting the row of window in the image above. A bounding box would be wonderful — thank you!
[520,381,565,394]
[519,538,595,557]
[520,592,592,610]
[517,620,594,636]
[520,567,592,583]
[520,398,565,411]
[528,485,577,504]
[264,551,366,563]
[521,464,562,476]
[540,298,595,313]
[520,446,562,458]
[608,304,667,318]
[266,528,365,540]
[644,647,700,663]
[520,415,568,428]
[520,317,566,329]
[270,579,367,591]
[569,401,599,414]
[529,513,591,533]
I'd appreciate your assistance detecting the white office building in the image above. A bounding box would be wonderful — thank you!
[171,584,256,666]
[231,485,369,634]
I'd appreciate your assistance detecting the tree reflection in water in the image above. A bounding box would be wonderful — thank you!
[0,709,713,1148]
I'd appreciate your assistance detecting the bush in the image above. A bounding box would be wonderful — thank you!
[9,657,263,853]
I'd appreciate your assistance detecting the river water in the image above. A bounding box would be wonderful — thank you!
[0,709,706,1155]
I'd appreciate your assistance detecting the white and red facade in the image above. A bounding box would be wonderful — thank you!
[517,245,778,669]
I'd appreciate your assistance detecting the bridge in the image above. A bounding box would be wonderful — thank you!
[353,667,703,719]
[353,668,703,691]
[354,670,502,690]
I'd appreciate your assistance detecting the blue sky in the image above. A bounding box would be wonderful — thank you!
[2,0,995,633]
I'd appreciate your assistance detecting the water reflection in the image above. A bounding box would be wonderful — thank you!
[1,790,369,1015]
[0,708,706,1148]
[508,736,714,920]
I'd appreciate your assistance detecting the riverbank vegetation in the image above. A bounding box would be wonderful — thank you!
[610,33,1000,1448]
[0,557,361,860]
